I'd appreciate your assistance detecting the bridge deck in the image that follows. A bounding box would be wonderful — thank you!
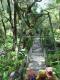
[27,35,46,72]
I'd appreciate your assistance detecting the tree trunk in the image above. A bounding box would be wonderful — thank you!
[7,0,13,29]
[48,12,56,50]
[7,0,17,51]
[2,19,6,37]
[12,0,17,51]
[0,0,6,37]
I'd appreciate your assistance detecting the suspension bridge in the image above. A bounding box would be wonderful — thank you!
[27,34,46,72]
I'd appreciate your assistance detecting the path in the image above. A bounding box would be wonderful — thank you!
[27,35,46,72]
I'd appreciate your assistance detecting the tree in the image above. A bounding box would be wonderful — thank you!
[0,0,6,37]
[7,0,17,50]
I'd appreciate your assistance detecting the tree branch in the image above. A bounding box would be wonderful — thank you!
[7,0,13,28]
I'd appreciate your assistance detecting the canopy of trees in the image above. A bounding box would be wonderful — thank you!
[0,0,60,79]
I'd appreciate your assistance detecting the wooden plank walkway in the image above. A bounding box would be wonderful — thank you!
[27,35,46,72]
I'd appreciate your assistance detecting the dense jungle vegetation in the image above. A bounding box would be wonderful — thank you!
[0,0,60,79]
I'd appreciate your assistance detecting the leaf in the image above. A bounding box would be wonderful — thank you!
[56,0,60,3]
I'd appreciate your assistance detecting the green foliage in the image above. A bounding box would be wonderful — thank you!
[4,35,13,50]
[18,48,28,61]
[56,0,60,3]
[23,36,33,50]
[0,0,60,79]
[53,64,60,78]
[47,50,60,62]
[26,36,33,50]
[0,50,24,79]
[47,50,60,78]
[3,72,8,80]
